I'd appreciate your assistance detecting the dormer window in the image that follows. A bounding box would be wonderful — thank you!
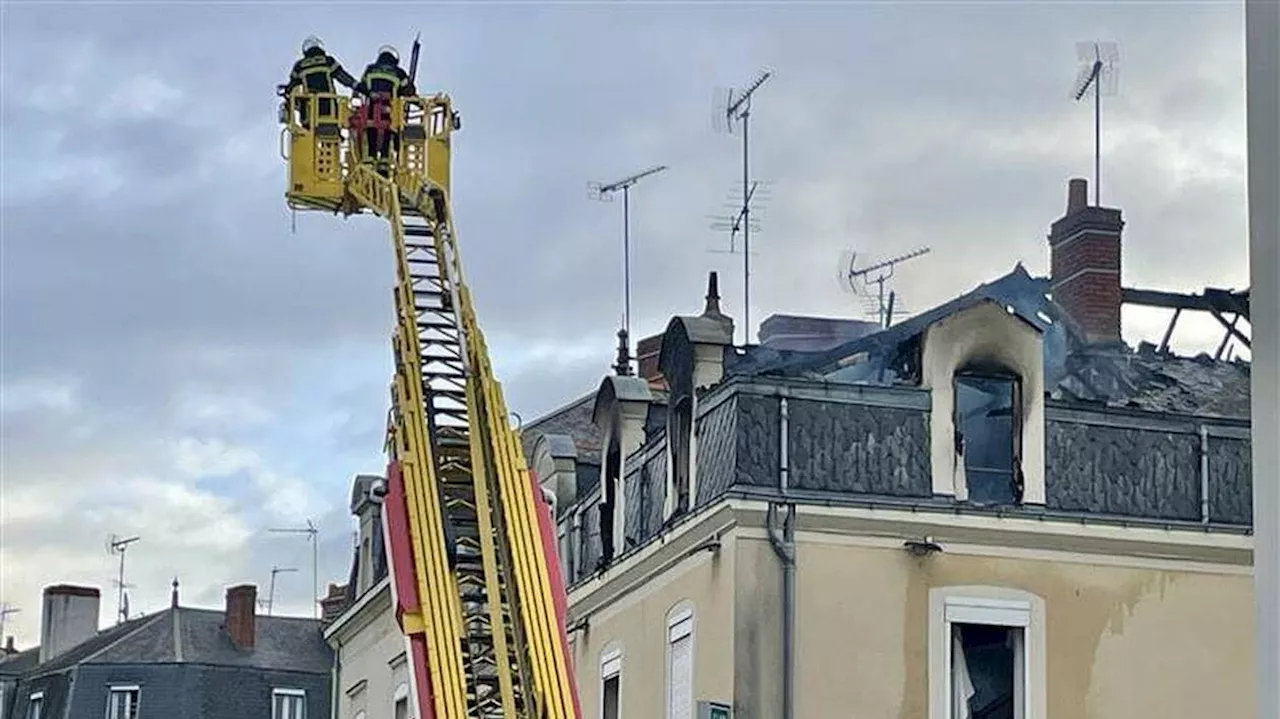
[954,368,1023,505]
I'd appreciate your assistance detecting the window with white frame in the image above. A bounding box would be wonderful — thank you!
[600,646,622,719]
[106,685,140,719]
[272,688,306,719]
[393,682,410,719]
[25,692,42,719]
[666,605,694,719]
[928,587,1045,719]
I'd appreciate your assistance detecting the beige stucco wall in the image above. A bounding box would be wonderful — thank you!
[330,585,412,719]
[568,539,737,718]
[733,534,1255,719]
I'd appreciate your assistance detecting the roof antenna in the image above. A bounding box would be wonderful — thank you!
[269,519,320,618]
[837,247,932,327]
[261,565,298,616]
[589,164,669,372]
[107,534,141,624]
[714,70,772,345]
[1072,41,1120,206]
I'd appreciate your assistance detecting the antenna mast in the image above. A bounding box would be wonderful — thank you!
[1072,41,1119,206]
[262,565,298,616]
[718,70,772,344]
[107,534,140,624]
[0,603,20,642]
[269,519,319,618]
[589,164,670,372]
[841,247,932,327]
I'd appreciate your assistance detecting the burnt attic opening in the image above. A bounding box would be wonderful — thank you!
[598,437,621,567]
[670,395,693,518]
[954,364,1024,506]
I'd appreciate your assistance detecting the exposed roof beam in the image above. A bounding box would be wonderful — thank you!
[1122,287,1251,320]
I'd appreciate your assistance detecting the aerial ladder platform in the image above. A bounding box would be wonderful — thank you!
[278,80,582,719]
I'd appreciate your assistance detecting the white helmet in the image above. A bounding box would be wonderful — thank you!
[378,44,399,62]
[302,36,323,53]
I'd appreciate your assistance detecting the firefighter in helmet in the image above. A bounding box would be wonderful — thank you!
[355,45,417,174]
[282,36,357,127]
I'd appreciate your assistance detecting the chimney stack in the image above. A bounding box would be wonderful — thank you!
[636,333,666,390]
[224,584,257,650]
[1048,177,1125,345]
[39,585,101,663]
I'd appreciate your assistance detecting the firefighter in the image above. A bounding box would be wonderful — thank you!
[283,36,357,127]
[355,45,417,173]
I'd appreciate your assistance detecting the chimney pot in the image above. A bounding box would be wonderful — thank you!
[224,584,257,650]
[1068,177,1089,213]
[5,636,15,653]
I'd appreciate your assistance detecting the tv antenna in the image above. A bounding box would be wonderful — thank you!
[714,69,772,345]
[1071,41,1119,206]
[260,565,298,616]
[838,247,932,327]
[0,603,20,642]
[589,164,670,371]
[708,180,772,254]
[269,519,319,618]
[106,534,140,624]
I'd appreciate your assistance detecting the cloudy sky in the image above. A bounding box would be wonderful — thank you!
[0,1,1251,643]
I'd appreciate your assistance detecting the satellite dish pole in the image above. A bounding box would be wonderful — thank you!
[1072,41,1119,206]
[589,164,670,372]
[718,70,772,344]
[107,534,141,624]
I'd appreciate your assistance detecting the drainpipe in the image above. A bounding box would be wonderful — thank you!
[767,503,795,719]
[331,636,342,719]
[1200,424,1211,524]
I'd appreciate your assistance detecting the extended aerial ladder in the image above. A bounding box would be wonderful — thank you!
[278,75,581,719]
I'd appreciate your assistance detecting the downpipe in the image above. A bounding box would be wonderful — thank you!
[767,501,796,719]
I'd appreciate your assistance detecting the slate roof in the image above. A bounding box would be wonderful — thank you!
[17,607,330,679]
[727,264,1251,420]
[0,647,41,676]
[519,393,603,465]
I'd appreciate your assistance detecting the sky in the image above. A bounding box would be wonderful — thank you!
[0,1,1252,644]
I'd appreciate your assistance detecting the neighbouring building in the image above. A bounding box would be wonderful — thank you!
[0,583,332,719]
[553,177,1255,719]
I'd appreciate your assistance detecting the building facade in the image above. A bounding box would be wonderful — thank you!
[0,584,332,719]
[545,178,1255,718]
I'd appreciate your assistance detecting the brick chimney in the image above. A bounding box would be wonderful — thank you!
[1048,178,1125,344]
[636,333,666,390]
[224,584,257,650]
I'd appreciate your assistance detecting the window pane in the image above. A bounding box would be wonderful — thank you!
[953,623,1018,719]
[955,374,1017,505]
[602,676,620,719]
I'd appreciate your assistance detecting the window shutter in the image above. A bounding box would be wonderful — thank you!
[668,633,692,719]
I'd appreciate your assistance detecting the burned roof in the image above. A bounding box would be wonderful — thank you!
[727,263,1250,420]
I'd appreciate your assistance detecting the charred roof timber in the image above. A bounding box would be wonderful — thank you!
[1122,286,1252,356]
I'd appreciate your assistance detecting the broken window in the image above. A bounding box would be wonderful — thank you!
[951,623,1023,719]
[669,397,693,517]
[954,370,1022,505]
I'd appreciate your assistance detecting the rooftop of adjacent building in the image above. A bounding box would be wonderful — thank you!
[0,582,331,680]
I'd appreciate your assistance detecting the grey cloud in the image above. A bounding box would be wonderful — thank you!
[0,1,1252,643]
